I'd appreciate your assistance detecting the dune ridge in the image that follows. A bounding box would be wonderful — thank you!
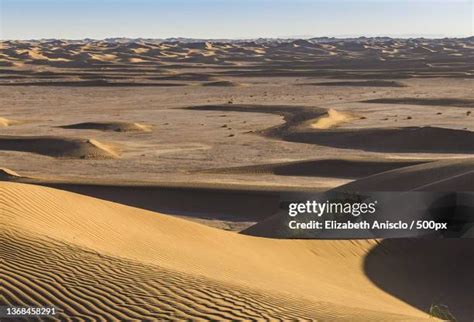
[0,182,431,320]
[0,167,21,180]
[186,104,474,153]
[59,121,152,132]
[0,136,119,159]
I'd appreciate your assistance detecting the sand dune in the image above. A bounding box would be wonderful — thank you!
[1,181,434,320]
[59,121,152,132]
[198,158,429,179]
[0,117,20,127]
[241,159,474,319]
[0,167,21,180]
[336,159,474,191]
[187,104,474,153]
[311,109,359,129]
[0,175,282,230]
[1,38,473,83]
[243,160,474,239]
[0,136,119,159]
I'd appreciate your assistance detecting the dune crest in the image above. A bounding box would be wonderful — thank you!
[0,117,19,127]
[1,182,431,320]
[0,167,21,180]
[311,109,359,129]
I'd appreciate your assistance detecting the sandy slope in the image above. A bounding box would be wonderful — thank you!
[1,182,432,320]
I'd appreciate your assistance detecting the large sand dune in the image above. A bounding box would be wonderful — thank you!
[1,181,436,320]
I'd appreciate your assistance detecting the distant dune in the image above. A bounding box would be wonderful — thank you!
[59,121,152,132]
[1,37,473,86]
[311,109,359,129]
[186,104,474,154]
[298,80,406,87]
[363,98,474,108]
[0,136,119,159]
[197,158,429,179]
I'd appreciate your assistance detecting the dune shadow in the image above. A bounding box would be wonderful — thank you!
[280,127,474,154]
[58,121,151,132]
[364,239,474,320]
[26,183,281,223]
[0,80,187,87]
[186,105,474,154]
[363,98,474,108]
[0,136,117,159]
[297,80,406,87]
[198,159,429,179]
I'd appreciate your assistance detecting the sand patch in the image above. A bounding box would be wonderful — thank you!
[0,117,20,127]
[0,136,119,159]
[311,109,360,129]
[59,121,152,132]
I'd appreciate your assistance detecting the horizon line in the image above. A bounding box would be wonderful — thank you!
[2,34,473,41]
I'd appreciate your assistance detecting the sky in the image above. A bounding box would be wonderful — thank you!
[0,0,472,40]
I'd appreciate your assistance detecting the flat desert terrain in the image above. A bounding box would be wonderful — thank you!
[1,38,473,320]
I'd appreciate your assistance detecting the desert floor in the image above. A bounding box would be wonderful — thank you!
[1,39,473,320]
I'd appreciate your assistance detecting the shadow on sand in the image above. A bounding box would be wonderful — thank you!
[363,239,474,320]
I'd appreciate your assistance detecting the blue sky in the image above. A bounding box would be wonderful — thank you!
[0,0,472,39]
